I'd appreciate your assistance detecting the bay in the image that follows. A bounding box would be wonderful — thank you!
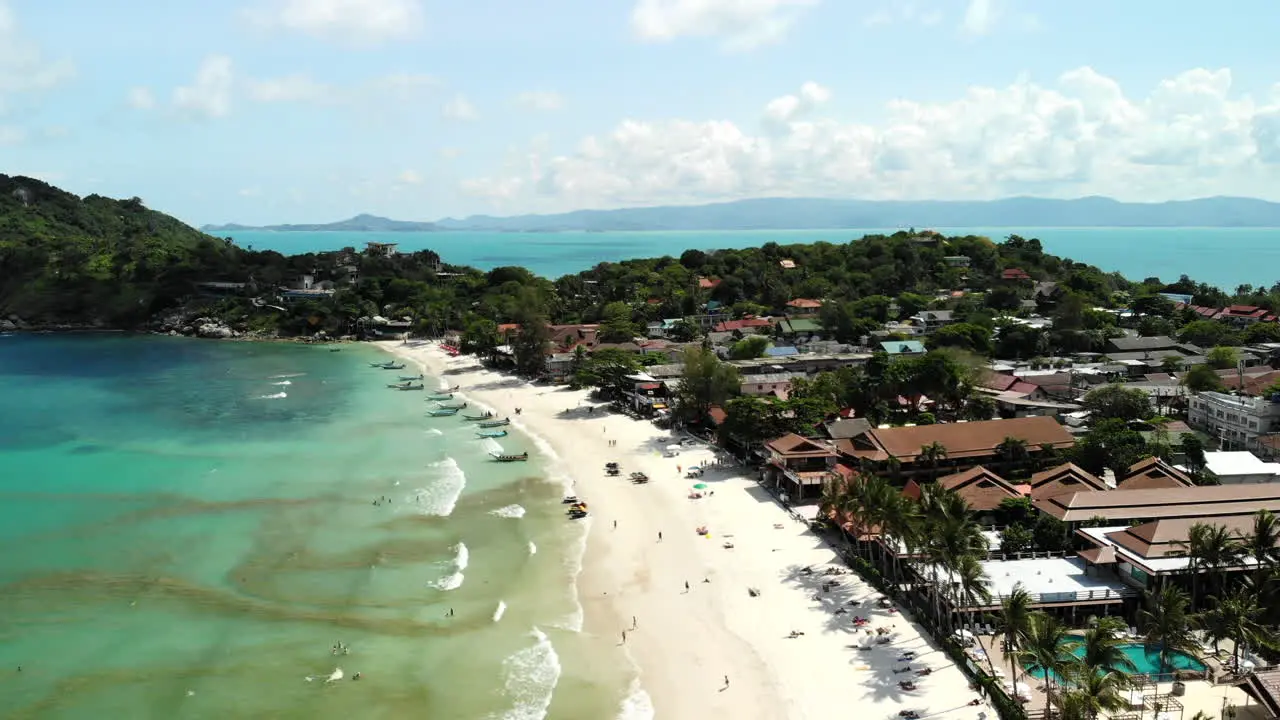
[0,334,633,719]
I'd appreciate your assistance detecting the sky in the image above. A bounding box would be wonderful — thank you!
[4,0,1280,226]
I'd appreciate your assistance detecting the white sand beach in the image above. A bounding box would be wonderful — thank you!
[384,341,997,720]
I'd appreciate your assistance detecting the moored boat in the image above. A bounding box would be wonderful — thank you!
[395,383,424,391]
[478,418,510,428]
[399,374,424,381]
[463,412,494,421]
[382,363,406,370]
[490,452,528,462]
[439,401,467,410]
[476,430,508,438]
[426,393,454,401]
[428,408,460,417]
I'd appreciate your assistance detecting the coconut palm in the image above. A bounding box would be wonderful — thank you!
[919,441,948,479]
[1186,522,1245,602]
[1249,509,1280,569]
[952,553,992,641]
[1062,667,1132,720]
[1001,584,1034,686]
[1019,612,1081,719]
[1137,586,1200,678]
[997,436,1030,466]
[1079,617,1138,675]
[1205,589,1272,670]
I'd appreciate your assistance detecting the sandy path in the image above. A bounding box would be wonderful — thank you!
[383,341,995,720]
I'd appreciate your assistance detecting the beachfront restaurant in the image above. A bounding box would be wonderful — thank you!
[762,433,840,501]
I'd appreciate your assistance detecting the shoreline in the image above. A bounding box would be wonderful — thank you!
[382,340,999,720]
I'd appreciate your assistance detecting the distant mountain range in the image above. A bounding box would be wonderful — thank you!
[204,196,1280,233]
[202,213,438,233]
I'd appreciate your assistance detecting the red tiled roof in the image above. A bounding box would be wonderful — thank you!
[1001,268,1031,280]
[1028,462,1108,501]
[713,317,774,332]
[936,466,1023,511]
[698,277,721,289]
[1009,381,1040,395]
[978,371,1019,392]
[708,405,727,426]
[766,433,836,457]
[786,298,823,309]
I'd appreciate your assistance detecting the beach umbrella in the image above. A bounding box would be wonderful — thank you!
[693,483,708,489]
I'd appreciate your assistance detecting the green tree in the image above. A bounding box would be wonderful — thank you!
[728,334,770,359]
[1182,364,1224,393]
[999,524,1034,553]
[918,441,949,479]
[674,346,740,422]
[1000,585,1035,683]
[597,301,639,342]
[1179,319,1235,347]
[509,306,552,377]
[460,317,500,359]
[572,348,642,391]
[1207,345,1240,370]
[1181,435,1207,473]
[1018,612,1080,717]
[1081,384,1152,422]
[927,322,994,355]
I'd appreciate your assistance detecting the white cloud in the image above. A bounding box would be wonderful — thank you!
[0,125,24,144]
[442,94,478,121]
[461,66,1280,210]
[864,0,942,27]
[397,169,423,185]
[439,147,463,159]
[127,87,156,110]
[245,72,435,105]
[515,91,563,112]
[238,187,262,197]
[244,0,424,45]
[245,74,330,103]
[172,55,234,119]
[763,81,831,128]
[0,1,75,96]
[960,0,994,35]
[630,0,818,51]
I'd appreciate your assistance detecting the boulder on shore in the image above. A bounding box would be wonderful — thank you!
[196,322,234,339]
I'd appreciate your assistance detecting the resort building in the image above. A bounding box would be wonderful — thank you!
[365,241,398,258]
[1115,456,1194,491]
[1202,451,1280,484]
[762,433,843,501]
[909,310,956,334]
[902,466,1023,522]
[1188,391,1280,451]
[834,416,1075,477]
[1026,462,1110,500]
[1034,483,1280,525]
[1076,513,1269,591]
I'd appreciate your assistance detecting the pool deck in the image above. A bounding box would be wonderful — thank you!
[971,634,1255,720]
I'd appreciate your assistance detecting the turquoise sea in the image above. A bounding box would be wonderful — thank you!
[0,335,640,719]
[224,227,1280,290]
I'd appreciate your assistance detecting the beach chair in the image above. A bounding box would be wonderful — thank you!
[1128,626,1139,639]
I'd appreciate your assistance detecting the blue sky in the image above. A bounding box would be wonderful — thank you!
[4,0,1280,226]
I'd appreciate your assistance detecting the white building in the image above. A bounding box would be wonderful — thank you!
[1201,451,1280,484]
[1188,391,1280,450]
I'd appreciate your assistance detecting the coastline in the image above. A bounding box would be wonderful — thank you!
[383,340,1000,720]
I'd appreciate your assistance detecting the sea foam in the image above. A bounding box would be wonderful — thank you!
[495,628,561,720]
[528,541,537,555]
[412,457,466,516]
[431,541,469,591]
[493,600,507,623]
[615,678,655,720]
[490,504,526,519]
[271,380,292,386]
[257,392,287,400]
[423,428,444,437]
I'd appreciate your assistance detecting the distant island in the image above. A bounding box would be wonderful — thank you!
[207,196,1280,233]
[202,213,438,233]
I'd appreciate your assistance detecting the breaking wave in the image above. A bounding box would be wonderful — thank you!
[257,392,287,400]
[490,504,526,519]
[493,600,507,623]
[616,678,655,720]
[271,380,292,386]
[411,457,466,516]
[494,628,561,720]
[431,541,468,591]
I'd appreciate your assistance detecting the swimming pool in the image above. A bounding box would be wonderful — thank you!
[1024,642,1206,681]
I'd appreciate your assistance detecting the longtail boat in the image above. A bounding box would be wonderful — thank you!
[381,363,406,370]
[439,401,467,410]
[478,418,510,428]
[370,361,395,368]
[476,430,508,438]
[426,393,453,401]
[443,384,461,392]
[490,452,528,462]
[428,408,460,417]
[395,383,424,391]
[463,412,495,421]
[398,374,424,381]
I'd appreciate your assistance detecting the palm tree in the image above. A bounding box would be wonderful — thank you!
[1001,584,1034,686]
[1249,509,1280,569]
[1079,617,1138,675]
[952,553,992,641]
[1205,589,1272,670]
[997,436,1030,467]
[1181,522,1245,602]
[919,441,948,479]
[1019,612,1080,719]
[819,476,855,553]
[1062,668,1131,720]
[1138,586,1200,678]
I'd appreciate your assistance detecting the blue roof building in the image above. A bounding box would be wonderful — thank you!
[880,340,926,356]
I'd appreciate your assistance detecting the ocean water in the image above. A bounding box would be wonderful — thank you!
[0,335,638,719]
[225,227,1280,290]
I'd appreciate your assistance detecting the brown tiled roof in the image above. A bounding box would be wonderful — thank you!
[1237,669,1280,718]
[786,298,823,309]
[1077,546,1117,564]
[935,466,1023,511]
[845,416,1074,463]
[978,371,1019,393]
[1105,514,1256,559]
[766,433,835,457]
[1036,483,1280,522]
[708,405,727,426]
[1116,457,1194,491]
[1029,462,1109,501]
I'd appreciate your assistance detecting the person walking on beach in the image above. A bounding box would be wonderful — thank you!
[657,531,662,542]
[684,580,690,592]
[632,616,637,630]
[724,675,729,687]
[621,630,627,643]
